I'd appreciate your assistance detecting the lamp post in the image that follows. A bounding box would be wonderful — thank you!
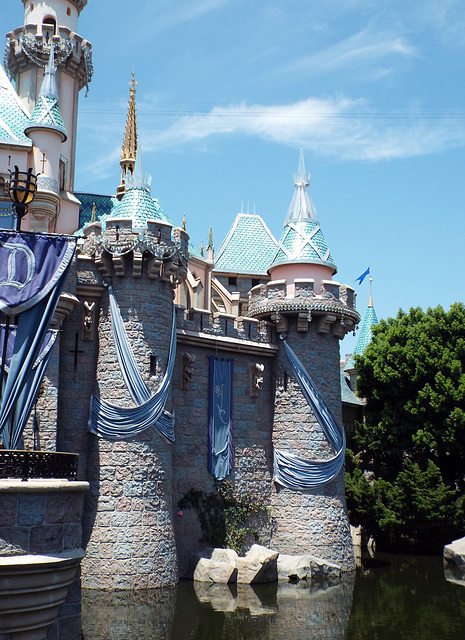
[7,166,37,231]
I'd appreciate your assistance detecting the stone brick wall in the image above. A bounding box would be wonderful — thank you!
[171,338,275,576]
[0,480,87,556]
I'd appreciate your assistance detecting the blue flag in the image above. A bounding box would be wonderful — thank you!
[355,267,370,285]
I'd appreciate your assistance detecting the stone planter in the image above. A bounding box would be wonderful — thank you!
[0,551,84,640]
[0,478,89,639]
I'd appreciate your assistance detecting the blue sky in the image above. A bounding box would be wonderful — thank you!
[4,0,465,354]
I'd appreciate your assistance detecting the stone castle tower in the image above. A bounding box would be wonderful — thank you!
[248,149,358,569]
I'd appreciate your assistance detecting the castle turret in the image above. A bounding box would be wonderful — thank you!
[249,150,359,570]
[5,0,92,232]
[24,45,67,232]
[73,83,188,586]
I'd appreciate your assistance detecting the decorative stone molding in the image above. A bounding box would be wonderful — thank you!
[51,292,79,328]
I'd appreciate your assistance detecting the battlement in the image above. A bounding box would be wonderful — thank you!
[175,306,276,354]
[248,277,360,338]
[5,23,92,90]
[76,217,189,284]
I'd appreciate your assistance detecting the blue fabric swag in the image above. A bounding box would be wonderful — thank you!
[208,356,233,480]
[88,286,176,442]
[273,338,346,491]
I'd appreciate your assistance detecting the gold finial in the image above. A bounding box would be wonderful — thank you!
[207,226,213,250]
[90,202,96,223]
[200,240,204,257]
[182,213,186,231]
[368,273,373,307]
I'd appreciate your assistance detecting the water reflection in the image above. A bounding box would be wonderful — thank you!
[81,575,355,640]
[79,556,465,640]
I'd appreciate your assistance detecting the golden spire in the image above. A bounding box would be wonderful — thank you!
[207,226,213,250]
[182,213,186,231]
[90,202,96,223]
[117,73,138,200]
[200,240,204,256]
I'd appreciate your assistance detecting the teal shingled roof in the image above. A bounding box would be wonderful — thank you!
[214,213,278,275]
[0,66,32,145]
[353,303,378,356]
[269,219,337,271]
[75,193,119,229]
[109,185,171,228]
[74,187,171,232]
[26,95,67,141]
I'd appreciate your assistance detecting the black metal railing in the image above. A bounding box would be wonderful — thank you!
[0,450,78,480]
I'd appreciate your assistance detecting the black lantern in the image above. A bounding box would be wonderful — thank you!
[8,166,37,231]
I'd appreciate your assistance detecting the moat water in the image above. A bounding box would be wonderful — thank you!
[80,554,465,639]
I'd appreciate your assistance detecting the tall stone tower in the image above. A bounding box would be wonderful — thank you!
[74,84,189,586]
[248,149,359,571]
[5,0,92,233]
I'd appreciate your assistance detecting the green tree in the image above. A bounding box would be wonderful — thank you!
[347,303,465,551]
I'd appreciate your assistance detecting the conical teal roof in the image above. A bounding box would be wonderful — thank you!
[106,148,171,229]
[24,46,67,141]
[108,184,171,229]
[269,219,336,270]
[353,303,378,356]
[269,149,336,273]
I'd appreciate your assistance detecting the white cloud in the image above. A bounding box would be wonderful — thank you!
[137,97,465,162]
[277,27,418,79]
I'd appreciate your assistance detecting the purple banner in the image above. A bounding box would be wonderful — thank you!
[0,231,75,315]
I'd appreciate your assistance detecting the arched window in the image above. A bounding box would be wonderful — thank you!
[67,7,71,17]
[42,16,57,41]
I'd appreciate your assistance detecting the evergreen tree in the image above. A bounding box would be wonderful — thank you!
[346,303,465,551]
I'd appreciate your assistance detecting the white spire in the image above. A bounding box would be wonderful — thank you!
[127,144,152,191]
[40,45,59,100]
[284,147,318,225]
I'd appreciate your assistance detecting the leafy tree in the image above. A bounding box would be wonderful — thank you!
[347,303,465,551]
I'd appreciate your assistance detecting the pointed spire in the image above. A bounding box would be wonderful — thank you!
[90,202,96,223]
[24,44,68,142]
[284,147,318,225]
[200,240,204,257]
[117,73,138,200]
[126,145,152,191]
[207,226,214,250]
[182,213,186,231]
[40,44,58,100]
[353,278,378,357]
[268,148,336,275]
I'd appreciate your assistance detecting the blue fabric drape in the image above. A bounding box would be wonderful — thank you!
[0,233,74,449]
[208,357,233,480]
[273,338,346,490]
[88,288,176,442]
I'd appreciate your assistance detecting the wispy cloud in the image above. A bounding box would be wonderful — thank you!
[276,27,418,79]
[137,97,465,162]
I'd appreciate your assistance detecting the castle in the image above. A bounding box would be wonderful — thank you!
[0,0,361,591]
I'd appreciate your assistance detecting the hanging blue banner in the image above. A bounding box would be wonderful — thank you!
[208,356,233,481]
[0,326,58,372]
[0,231,75,315]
